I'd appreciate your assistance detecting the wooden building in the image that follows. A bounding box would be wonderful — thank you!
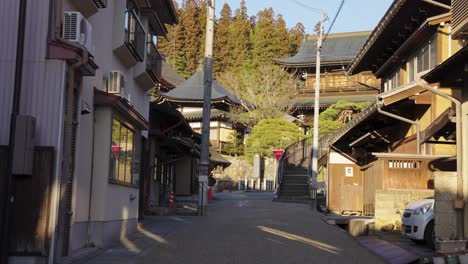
[157,66,248,154]
[324,0,464,230]
[275,31,380,128]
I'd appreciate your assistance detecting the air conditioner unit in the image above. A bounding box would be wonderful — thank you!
[107,71,129,101]
[63,11,93,51]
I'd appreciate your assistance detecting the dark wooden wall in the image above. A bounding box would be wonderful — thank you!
[9,147,55,256]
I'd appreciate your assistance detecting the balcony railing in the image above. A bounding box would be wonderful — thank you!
[146,43,162,82]
[125,10,146,61]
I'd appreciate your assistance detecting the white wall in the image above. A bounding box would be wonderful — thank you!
[329,152,355,165]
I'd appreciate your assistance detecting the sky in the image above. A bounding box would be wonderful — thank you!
[176,0,394,34]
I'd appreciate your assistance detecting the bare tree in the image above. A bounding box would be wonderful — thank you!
[217,64,298,126]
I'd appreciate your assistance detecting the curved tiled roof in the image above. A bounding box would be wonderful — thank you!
[275,31,371,67]
[160,70,242,105]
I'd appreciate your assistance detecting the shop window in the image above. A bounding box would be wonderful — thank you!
[110,118,138,186]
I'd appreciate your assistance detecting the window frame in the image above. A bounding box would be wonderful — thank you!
[109,116,139,188]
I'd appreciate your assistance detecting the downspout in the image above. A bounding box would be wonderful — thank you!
[47,0,63,262]
[417,79,464,239]
[376,104,421,154]
[86,106,96,246]
[49,0,90,261]
[53,49,89,261]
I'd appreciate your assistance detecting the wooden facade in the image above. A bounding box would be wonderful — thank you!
[298,70,379,96]
[328,162,363,213]
[361,156,435,216]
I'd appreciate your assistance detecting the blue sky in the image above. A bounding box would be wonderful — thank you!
[176,0,393,34]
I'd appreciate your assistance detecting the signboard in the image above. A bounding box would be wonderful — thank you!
[345,167,353,177]
[272,149,285,161]
[112,145,122,159]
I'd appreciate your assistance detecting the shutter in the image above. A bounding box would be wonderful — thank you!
[452,0,468,39]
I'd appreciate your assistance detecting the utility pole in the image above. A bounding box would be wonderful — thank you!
[198,0,215,216]
[311,12,325,209]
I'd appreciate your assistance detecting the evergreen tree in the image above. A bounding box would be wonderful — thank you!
[289,22,305,56]
[274,14,291,57]
[228,0,252,73]
[250,8,290,68]
[214,3,233,75]
[177,0,203,77]
[244,119,305,160]
[197,0,207,61]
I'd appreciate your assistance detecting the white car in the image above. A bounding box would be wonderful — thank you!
[401,198,435,248]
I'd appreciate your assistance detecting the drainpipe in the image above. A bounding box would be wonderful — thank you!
[376,104,421,154]
[416,79,464,239]
[86,107,96,246]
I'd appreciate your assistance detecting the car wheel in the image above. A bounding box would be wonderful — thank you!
[424,220,435,249]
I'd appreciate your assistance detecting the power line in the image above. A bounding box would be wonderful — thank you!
[322,0,345,46]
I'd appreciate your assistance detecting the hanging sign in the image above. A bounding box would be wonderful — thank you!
[112,145,122,159]
[272,149,285,161]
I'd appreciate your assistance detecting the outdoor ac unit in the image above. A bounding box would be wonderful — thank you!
[107,71,129,101]
[63,11,93,51]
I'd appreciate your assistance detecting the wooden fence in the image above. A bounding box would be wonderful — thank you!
[361,157,434,216]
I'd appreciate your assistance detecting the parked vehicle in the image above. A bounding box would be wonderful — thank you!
[401,198,435,248]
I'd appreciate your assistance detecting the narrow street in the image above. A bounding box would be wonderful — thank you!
[82,192,385,264]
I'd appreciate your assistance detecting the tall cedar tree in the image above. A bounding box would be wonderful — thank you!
[214,3,233,76]
[228,0,252,73]
[197,0,207,60]
[250,8,290,68]
[158,1,301,83]
[289,22,305,56]
[177,0,203,77]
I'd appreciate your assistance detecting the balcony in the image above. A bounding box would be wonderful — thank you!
[113,7,146,68]
[135,43,162,90]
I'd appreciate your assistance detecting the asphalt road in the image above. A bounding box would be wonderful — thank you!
[83,191,386,264]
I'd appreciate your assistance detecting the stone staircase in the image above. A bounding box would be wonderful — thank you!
[274,164,312,204]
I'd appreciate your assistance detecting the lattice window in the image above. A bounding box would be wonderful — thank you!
[388,160,421,169]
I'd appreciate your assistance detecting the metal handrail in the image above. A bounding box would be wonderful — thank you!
[276,137,312,189]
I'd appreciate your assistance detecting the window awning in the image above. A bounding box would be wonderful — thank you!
[378,82,425,106]
[94,89,149,130]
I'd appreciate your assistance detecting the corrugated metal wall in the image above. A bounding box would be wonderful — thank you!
[0,0,19,145]
[0,0,66,147]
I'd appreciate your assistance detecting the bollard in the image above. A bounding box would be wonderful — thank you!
[169,191,175,208]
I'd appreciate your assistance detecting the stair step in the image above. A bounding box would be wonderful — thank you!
[280,184,308,191]
[282,174,308,177]
[279,191,309,196]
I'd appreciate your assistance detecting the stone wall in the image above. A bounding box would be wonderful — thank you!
[375,189,434,230]
[214,155,277,183]
[434,171,457,240]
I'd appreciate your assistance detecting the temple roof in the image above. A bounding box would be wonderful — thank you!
[159,69,242,107]
[183,109,229,120]
[159,60,186,90]
[274,31,371,67]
